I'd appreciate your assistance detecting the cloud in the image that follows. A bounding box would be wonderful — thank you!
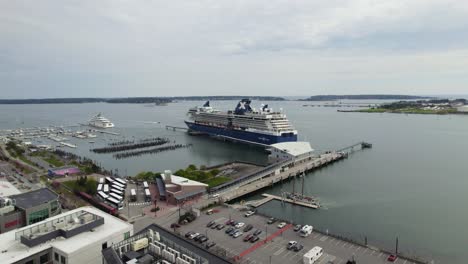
[1,0,468,98]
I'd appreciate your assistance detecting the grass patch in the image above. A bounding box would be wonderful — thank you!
[43,156,65,167]
[205,176,231,188]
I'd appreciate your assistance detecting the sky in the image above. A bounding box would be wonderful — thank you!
[1,0,468,99]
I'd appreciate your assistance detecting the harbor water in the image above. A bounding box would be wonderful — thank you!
[1,101,467,263]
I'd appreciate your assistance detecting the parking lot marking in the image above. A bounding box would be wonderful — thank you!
[314,234,320,238]
[355,246,361,252]
[403,260,407,264]
[335,240,341,246]
[363,248,368,254]
[274,247,285,256]
[378,252,383,257]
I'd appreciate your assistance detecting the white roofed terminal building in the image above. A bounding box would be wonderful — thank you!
[268,141,314,163]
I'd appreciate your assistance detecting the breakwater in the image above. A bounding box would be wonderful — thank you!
[91,137,169,153]
[113,144,192,159]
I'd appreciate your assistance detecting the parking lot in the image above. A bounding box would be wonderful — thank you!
[119,181,153,220]
[175,206,422,264]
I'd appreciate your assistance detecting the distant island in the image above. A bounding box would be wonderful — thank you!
[300,95,432,101]
[0,96,285,105]
[340,98,468,115]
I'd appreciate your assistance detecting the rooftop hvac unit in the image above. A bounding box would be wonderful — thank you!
[131,237,148,251]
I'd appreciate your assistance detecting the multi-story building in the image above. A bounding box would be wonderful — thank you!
[0,188,61,233]
[102,223,230,264]
[0,206,133,264]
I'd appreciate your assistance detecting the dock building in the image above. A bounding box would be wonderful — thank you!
[268,141,314,163]
[0,188,60,234]
[156,170,208,205]
[0,206,133,264]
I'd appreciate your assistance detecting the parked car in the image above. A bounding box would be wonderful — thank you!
[199,236,209,243]
[235,222,245,228]
[189,233,200,240]
[293,244,304,252]
[225,219,235,225]
[207,220,216,227]
[387,255,397,262]
[243,234,253,242]
[293,224,302,231]
[243,224,253,232]
[244,210,255,217]
[216,224,225,230]
[206,242,216,249]
[228,228,238,236]
[250,236,260,243]
[185,231,194,238]
[253,229,262,236]
[287,241,298,250]
[233,231,243,238]
[267,217,276,224]
[231,221,239,226]
[210,223,219,229]
[277,222,287,229]
[206,209,214,215]
[194,234,204,242]
[225,227,234,234]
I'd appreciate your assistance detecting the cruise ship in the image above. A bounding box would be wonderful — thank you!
[88,113,114,128]
[185,99,298,144]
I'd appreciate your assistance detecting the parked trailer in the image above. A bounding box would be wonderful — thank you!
[143,181,149,188]
[111,188,124,197]
[303,247,323,264]
[130,189,137,202]
[99,178,104,184]
[112,182,125,189]
[106,197,124,210]
[98,191,109,200]
[103,184,109,193]
[144,188,151,202]
[97,184,103,192]
[110,192,123,201]
[105,177,114,184]
[114,178,127,186]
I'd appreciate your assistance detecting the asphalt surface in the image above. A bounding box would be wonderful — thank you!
[173,206,421,264]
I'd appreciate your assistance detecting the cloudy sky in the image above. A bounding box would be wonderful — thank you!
[1,0,468,98]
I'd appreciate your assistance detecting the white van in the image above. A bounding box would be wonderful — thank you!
[303,247,323,264]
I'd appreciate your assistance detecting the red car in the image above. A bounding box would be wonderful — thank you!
[387,255,397,262]
[243,234,253,242]
[225,219,235,225]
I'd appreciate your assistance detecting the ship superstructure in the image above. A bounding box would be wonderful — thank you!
[88,113,114,128]
[185,99,298,144]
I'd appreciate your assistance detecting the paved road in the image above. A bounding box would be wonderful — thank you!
[171,206,420,264]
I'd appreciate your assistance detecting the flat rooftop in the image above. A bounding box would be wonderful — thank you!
[9,188,58,209]
[0,206,133,263]
[270,141,314,156]
[0,181,21,196]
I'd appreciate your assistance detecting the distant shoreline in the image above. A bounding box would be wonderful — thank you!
[299,94,433,101]
[0,96,285,105]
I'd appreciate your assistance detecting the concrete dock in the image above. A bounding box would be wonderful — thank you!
[248,193,319,209]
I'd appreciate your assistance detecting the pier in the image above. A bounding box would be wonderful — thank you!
[248,193,319,209]
[210,142,372,203]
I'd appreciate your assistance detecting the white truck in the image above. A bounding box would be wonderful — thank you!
[299,225,313,237]
[303,246,323,264]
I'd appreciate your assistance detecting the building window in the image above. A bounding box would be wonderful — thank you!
[51,200,59,214]
[102,242,107,249]
[54,252,59,261]
[28,208,49,225]
[124,231,130,240]
[60,255,66,264]
[25,260,34,264]
[40,253,49,264]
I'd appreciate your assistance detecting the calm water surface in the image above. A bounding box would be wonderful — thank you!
[1,101,467,263]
